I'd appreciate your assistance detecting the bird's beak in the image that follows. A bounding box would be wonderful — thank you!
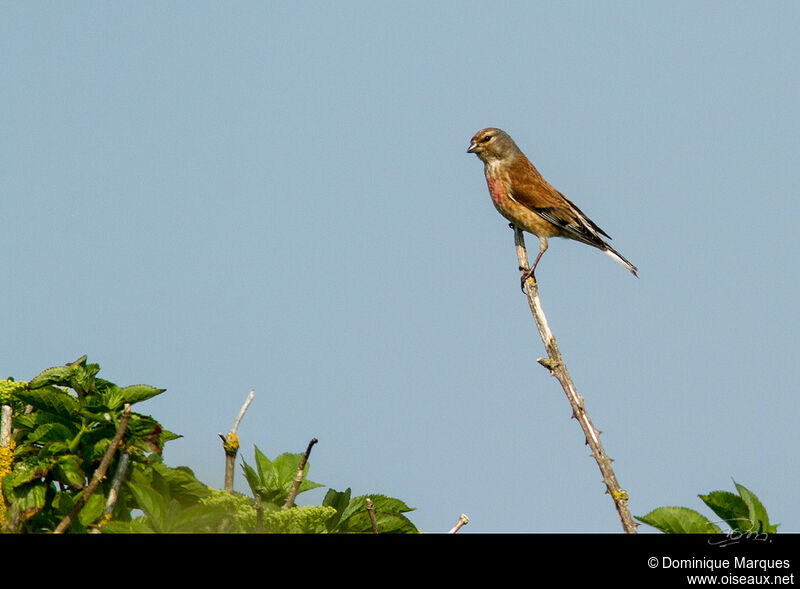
[467,141,477,153]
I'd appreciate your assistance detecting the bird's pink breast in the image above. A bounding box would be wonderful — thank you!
[484,172,541,233]
[486,177,508,207]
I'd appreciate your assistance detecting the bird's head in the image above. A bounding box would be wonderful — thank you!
[467,128,521,164]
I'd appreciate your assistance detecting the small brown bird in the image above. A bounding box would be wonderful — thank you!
[468,127,638,287]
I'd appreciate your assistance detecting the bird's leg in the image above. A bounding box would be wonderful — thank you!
[520,237,548,291]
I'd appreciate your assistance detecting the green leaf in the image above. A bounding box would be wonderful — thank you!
[118,384,165,405]
[122,476,227,533]
[51,489,75,516]
[6,480,48,517]
[635,506,724,534]
[69,355,89,368]
[66,356,101,396]
[150,462,212,505]
[272,452,323,495]
[320,489,417,534]
[26,422,75,444]
[333,494,418,534]
[170,503,230,533]
[244,446,322,506]
[28,366,74,389]
[733,480,776,533]
[322,487,352,532]
[100,384,164,411]
[362,494,415,515]
[241,460,263,497]
[78,492,107,528]
[99,386,125,411]
[37,440,70,459]
[127,482,168,532]
[253,446,277,490]
[4,459,54,487]
[15,386,80,418]
[698,490,750,532]
[55,454,87,489]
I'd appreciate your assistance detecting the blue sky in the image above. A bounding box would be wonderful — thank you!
[2,1,798,533]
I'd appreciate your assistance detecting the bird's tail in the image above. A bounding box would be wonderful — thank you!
[604,246,638,277]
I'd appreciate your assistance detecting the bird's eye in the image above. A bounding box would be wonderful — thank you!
[482,135,492,142]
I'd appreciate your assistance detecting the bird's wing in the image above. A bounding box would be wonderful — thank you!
[507,156,612,247]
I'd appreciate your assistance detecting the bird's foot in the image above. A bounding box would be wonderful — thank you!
[519,266,536,292]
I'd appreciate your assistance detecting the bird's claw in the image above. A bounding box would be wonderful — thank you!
[519,267,536,292]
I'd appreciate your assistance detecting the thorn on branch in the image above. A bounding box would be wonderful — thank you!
[537,357,560,372]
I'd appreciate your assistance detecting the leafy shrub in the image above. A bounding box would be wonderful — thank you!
[0,356,418,534]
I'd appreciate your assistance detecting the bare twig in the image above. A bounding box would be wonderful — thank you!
[219,389,255,493]
[449,513,470,534]
[514,228,637,534]
[231,389,255,433]
[282,437,318,510]
[54,404,132,534]
[365,497,379,533]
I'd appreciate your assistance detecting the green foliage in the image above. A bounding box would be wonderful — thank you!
[240,446,418,533]
[199,489,258,532]
[102,461,230,533]
[636,481,778,534]
[241,446,323,509]
[322,488,418,534]
[0,379,28,415]
[1,356,178,532]
[1,356,419,533]
[261,505,337,533]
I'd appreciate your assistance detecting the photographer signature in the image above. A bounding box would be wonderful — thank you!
[707,518,771,547]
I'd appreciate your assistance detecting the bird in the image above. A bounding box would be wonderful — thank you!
[467,127,638,288]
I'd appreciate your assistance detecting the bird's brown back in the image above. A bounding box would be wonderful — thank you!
[506,154,613,248]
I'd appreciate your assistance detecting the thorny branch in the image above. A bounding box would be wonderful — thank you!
[514,227,637,534]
